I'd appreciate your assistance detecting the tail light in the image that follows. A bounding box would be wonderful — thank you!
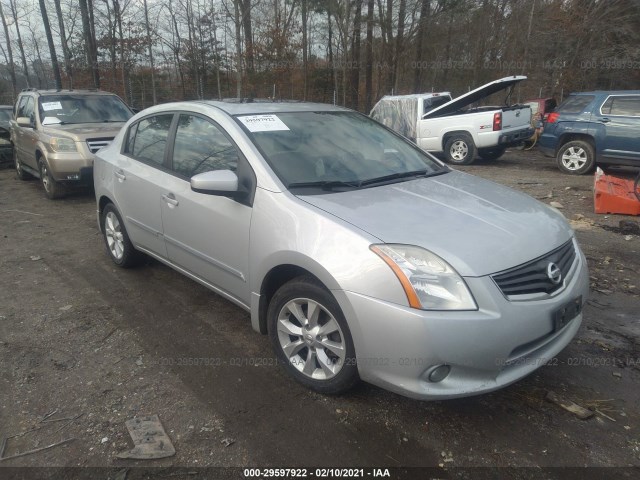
[492,112,502,131]
[546,112,559,123]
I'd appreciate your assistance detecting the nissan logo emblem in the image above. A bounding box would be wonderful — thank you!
[546,262,562,285]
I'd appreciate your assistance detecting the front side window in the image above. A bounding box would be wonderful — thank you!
[17,97,35,120]
[37,94,132,125]
[171,114,239,178]
[129,114,174,166]
[236,111,445,190]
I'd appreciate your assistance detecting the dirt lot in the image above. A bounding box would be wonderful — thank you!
[0,150,639,478]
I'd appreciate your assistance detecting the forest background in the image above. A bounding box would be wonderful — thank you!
[1,0,639,111]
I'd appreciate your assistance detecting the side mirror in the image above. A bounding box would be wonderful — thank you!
[17,116,33,128]
[191,170,239,196]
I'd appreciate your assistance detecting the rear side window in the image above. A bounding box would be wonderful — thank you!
[601,96,640,116]
[127,114,174,166]
[171,114,239,178]
[557,95,595,114]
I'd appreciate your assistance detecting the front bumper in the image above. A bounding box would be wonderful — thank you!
[333,243,589,400]
[47,152,94,185]
[499,127,535,146]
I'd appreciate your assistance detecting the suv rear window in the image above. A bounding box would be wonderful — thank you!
[556,95,595,114]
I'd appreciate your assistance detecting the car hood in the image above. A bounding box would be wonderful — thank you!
[298,170,572,277]
[42,123,126,141]
[423,75,527,118]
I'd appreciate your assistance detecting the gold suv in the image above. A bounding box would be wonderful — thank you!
[11,89,133,199]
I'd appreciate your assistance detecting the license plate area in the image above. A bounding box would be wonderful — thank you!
[553,296,582,332]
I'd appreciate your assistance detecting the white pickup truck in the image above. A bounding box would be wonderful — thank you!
[371,76,534,165]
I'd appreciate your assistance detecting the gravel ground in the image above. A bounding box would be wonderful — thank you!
[0,150,638,479]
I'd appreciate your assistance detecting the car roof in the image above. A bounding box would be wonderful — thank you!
[22,89,120,97]
[190,100,351,115]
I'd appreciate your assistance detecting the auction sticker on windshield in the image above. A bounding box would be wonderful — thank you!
[238,114,290,132]
[41,102,63,111]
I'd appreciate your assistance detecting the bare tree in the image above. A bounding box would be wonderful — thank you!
[80,0,100,87]
[9,0,31,86]
[0,0,17,96]
[53,0,73,88]
[39,0,62,89]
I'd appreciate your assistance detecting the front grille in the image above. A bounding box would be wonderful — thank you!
[86,137,114,154]
[492,240,576,297]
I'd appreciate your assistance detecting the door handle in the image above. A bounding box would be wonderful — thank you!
[162,193,179,207]
[599,117,610,123]
[114,170,126,181]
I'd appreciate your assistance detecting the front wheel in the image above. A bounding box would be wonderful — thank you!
[268,276,359,395]
[444,134,477,165]
[15,150,31,180]
[39,158,65,199]
[478,146,506,161]
[101,204,141,268]
[556,140,595,175]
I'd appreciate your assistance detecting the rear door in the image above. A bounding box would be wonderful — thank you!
[112,113,175,258]
[160,112,254,304]
[596,94,640,164]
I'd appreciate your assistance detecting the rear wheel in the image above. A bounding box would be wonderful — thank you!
[101,204,141,268]
[444,134,476,165]
[478,146,506,161]
[268,276,359,395]
[556,140,595,175]
[39,158,65,199]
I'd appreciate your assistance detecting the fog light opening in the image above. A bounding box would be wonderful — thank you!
[427,364,451,383]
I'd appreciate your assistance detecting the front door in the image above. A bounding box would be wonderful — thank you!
[160,113,253,304]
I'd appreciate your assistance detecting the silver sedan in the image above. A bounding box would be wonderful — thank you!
[94,101,589,399]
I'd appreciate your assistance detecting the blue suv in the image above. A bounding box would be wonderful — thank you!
[538,91,640,174]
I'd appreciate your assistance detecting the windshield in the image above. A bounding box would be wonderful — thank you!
[0,109,12,122]
[236,111,445,190]
[38,95,133,125]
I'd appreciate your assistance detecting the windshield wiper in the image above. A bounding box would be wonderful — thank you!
[359,168,446,187]
[287,180,361,191]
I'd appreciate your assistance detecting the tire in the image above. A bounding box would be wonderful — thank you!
[15,149,31,180]
[556,140,595,175]
[268,276,359,395]
[38,158,65,199]
[478,146,506,161]
[444,134,477,165]
[101,204,141,268]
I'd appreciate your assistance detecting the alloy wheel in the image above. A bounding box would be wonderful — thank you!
[450,140,469,161]
[561,146,587,171]
[104,211,125,261]
[276,297,346,380]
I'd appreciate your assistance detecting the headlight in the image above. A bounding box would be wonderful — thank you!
[50,137,77,152]
[371,244,477,310]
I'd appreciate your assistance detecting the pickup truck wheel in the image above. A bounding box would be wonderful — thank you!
[15,150,31,180]
[101,204,141,268]
[268,276,359,395]
[556,140,595,175]
[39,158,65,199]
[444,134,476,165]
[478,147,506,161]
